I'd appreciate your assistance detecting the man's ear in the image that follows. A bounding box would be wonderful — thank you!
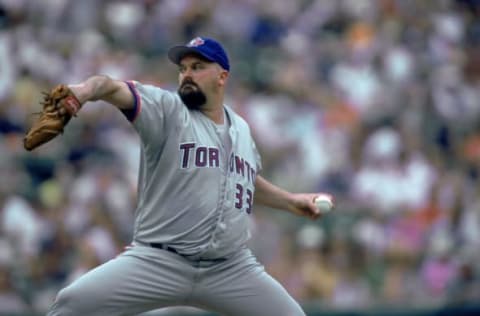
[218,70,229,87]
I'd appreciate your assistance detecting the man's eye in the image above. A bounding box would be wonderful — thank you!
[193,63,204,70]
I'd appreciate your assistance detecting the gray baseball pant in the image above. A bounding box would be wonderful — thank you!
[47,245,305,316]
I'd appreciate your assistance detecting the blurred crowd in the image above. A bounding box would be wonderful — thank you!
[1,0,480,314]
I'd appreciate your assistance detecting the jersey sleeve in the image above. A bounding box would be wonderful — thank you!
[122,80,180,146]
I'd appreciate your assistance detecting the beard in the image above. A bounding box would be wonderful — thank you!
[178,79,207,110]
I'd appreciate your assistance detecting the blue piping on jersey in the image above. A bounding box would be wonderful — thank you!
[122,80,142,122]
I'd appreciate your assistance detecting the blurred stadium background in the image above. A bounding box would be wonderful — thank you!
[1,0,480,315]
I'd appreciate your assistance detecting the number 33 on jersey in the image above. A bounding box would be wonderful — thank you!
[179,142,257,214]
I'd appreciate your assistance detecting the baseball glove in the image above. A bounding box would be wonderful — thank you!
[23,84,82,151]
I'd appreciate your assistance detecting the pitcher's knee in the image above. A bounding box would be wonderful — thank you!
[48,286,90,316]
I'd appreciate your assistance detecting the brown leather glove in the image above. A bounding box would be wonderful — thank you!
[23,84,82,151]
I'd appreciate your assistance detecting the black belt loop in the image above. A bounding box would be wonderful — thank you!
[149,243,179,255]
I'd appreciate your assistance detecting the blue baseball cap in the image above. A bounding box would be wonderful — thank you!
[168,37,230,71]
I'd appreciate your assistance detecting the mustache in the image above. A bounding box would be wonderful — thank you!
[180,78,199,89]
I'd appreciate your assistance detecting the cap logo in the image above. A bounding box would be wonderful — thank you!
[187,37,205,47]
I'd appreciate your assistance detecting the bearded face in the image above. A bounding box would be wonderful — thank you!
[178,78,207,110]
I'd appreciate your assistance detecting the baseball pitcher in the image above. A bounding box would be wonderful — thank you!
[26,37,334,316]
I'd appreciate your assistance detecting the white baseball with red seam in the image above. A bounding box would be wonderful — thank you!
[314,194,334,214]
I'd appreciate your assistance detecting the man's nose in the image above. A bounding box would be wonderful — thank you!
[181,74,195,85]
[182,68,194,78]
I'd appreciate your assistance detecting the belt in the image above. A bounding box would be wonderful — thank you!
[149,243,227,263]
[149,242,180,255]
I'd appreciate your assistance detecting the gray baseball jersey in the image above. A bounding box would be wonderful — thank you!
[47,81,306,316]
[125,80,261,260]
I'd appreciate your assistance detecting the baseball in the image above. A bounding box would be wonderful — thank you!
[314,194,334,214]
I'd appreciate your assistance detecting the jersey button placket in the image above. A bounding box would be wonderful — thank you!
[208,170,228,253]
[207,124,236,255]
